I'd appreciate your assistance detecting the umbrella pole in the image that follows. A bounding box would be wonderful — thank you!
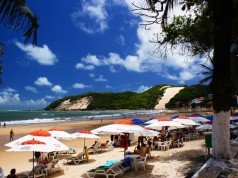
[84,138,85,148]
[33,151,35,178]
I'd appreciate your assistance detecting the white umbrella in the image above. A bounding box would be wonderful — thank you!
[49,130,76,140]
[72,130,100,147]
[5,137,67,178]
[5,135,69,151]
[145,121,185,130]
[188,116,210,123]
[173,118,201,126]
[91,124,158,137]
[145,119,158,125]
[196,124,237,131]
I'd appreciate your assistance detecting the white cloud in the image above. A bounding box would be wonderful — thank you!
[0,87,49,109]
[25,86,38,93]
[85,65,95,70]
[89,73,95,77]
[25,98,47,108]
[75,63,84,69]
[15,42,57,65]
[35,77,52,86]
[75,62,95,70]
[74,2,202,84]
[0,87,20,105]
[82,54,101,66]
[136,85,152,93]
[109,66,117,73]
[45,95,55,100]
[71,0,108,34]
[106,85,112,88]
[94,75,107,82]
[51,85,68,94]
[115,35,125,46]
[73,83,90,89]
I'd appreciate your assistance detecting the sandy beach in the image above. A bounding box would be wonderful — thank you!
[0,118,207,178]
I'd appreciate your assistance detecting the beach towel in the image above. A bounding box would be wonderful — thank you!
[102,160,119,167]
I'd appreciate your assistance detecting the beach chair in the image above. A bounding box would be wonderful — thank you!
[193,132,199,140]
[87,142,103,154]
[161,141,170,151]
[136,155,147,171]
[184,134,190,141]
[66,152,86,164]
[86,161,124,178]
[44,159,61,176]
[172,139,181,148]
[21,164,46,178]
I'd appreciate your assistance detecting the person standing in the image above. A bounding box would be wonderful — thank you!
[10,129,14,141]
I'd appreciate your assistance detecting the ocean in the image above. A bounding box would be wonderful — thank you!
[0,110,165,125]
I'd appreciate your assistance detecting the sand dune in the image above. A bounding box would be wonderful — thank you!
[155,87,184,110]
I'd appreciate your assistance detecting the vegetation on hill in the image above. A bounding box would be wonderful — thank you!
[45,85,168,110]
[165,85,212,109]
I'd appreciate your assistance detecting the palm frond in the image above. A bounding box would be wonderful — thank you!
[0,0,39,45]
[199,75,212,85]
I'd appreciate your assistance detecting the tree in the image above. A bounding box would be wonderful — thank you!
[0,0,39,83]
[135,0,237,159]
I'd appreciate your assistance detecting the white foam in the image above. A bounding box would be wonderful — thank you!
[4,118,65,125]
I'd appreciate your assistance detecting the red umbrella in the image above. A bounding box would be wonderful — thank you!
[114,119,133,125]
[30,130,51,137]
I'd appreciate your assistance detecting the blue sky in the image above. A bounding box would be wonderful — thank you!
[0,0,205,110]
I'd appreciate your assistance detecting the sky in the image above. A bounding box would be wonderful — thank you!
[0,0,206,110]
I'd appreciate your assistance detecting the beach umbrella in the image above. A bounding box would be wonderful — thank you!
[132,118,145,125]
[5,130,69,151]
[72,130,100,147]
[145,117,172,125]
[188,116,210,123]
[145,121,185,130]
[173,118,200,126]
[114,119,134,125]
[91,124,159,137]
[6,138,66,178]
[196,124,238,131]
[48,127,76,140]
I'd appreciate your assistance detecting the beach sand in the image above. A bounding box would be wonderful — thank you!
[0,119,206,178]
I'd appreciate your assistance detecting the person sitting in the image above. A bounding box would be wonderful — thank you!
[89,141,97,149]
[100,140,109,148]
[133,145,141,154]
[7,169,18,178]
[39,153,50,165]
[112,138,120,147]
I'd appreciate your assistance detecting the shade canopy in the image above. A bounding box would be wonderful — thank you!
[132,118,145,125]
[188,116,210,123]
[173,118,200,126]
[113,119,134,125]
[72,131,100,139]
[91,124,159,137]
[30,130,51,137]
[48,130,76,140]
[5,135,69,152]
[145,121,185,130]
[48,127,63,131]
[196,124,237,131]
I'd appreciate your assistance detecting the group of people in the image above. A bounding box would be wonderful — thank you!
[0,122,6,128]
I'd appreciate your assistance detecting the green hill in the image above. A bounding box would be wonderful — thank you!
[165,85,212,108]
[45,85,168,110]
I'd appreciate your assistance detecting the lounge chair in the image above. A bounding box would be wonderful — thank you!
[161,141,170,151]
[136,155,147,171]
[44,159,61,176]
[101,142,114,152]
[86,161,126,178]
[20,164,46,178]
[87,142,103,154]
[65,152,86,164]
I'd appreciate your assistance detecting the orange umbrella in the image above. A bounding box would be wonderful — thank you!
[22,139,45,145]
[114,119,133,125]
[156,117,172,121]
[78,129,91,134]
[48,127,63,131]
[30,130,51,137]
[178,114,188,119]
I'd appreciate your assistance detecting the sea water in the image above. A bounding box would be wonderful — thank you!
[0,110,165,125]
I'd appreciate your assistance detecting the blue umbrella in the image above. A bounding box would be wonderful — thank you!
[206,115,213,121]
[132,118,145,125]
